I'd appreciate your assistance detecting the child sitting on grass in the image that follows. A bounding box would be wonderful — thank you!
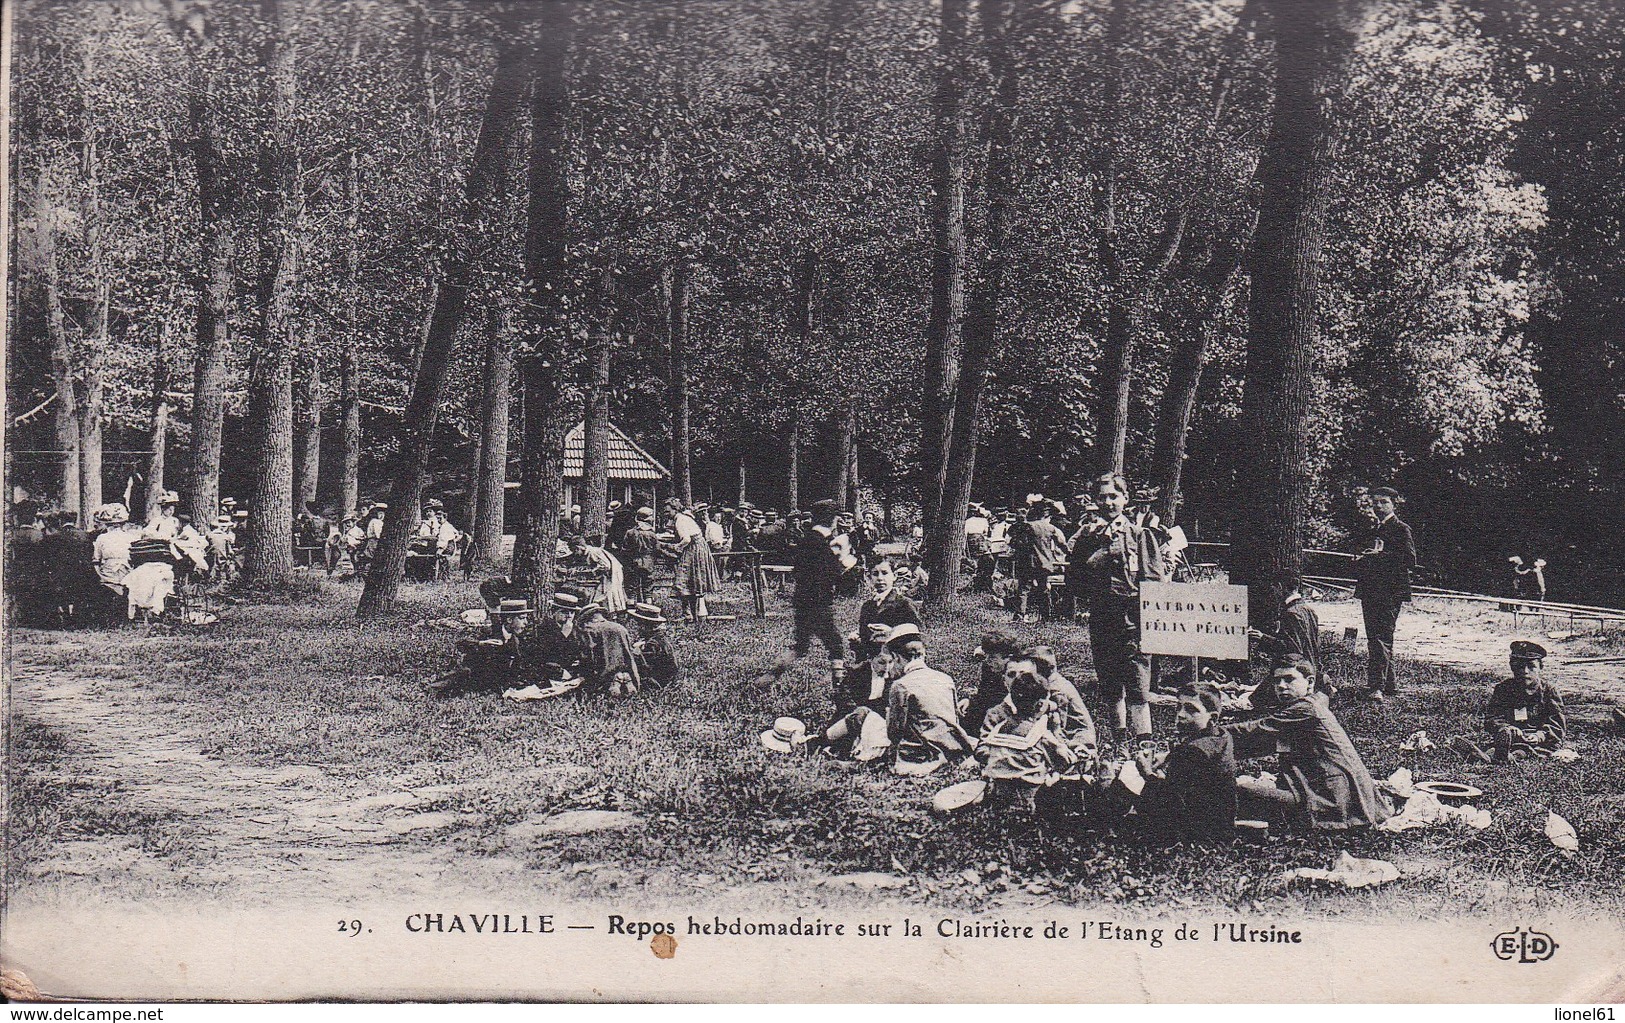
[979,658,1077,812]
[629,602,680,687]
[1131,683,1237,844]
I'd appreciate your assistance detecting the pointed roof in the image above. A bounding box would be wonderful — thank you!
[562,422,670,481]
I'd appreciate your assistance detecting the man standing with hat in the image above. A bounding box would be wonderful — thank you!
[765,499,852,690]
[1352,485,1416,703]
[1481,641,1566,762]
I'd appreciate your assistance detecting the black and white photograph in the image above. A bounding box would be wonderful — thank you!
[2,0,1623,1004]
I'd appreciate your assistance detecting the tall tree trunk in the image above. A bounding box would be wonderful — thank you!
[1230,0,1370,628]
[786,410,801,511]
[736,449,747,507]
[294,351,321,510]
[78,284,108,520]
[580,299,613,537]
[510,4,575,604]
[468,303,513,574]
[1150,229,1251,526]
[242,0,300,587]
[38,174,82,518]
[143,351,171,518]
[667,263,693,506]
[339,151,361,520]
[1092,0,1131,476]
[832,406,856,509]
[920,0,971,562]
[926,0,1021,606]
[358,37,532,615]
[187,65,235,527]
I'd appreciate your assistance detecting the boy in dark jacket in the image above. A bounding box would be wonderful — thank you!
[629,602,681,687]
[1132,684,1237,843]
[1483,640,1566,762]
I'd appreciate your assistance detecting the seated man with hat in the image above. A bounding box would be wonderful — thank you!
[550,593,641,696]
[629,602,679,687]
[1482,641,1566,762]
[450,597,541,693]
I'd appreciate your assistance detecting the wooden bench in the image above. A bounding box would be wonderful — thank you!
[293,545,326,570]
[761,564,793,594]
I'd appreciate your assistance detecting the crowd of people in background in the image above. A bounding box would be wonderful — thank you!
[9,467,1609,832]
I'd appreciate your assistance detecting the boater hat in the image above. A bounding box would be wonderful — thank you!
[551,592,584,611]
[760,717,806,754]
[496,598,531,616]
[158,490,180,506]
[628,602,667,624]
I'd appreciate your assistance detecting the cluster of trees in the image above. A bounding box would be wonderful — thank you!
[8,0,1622,613]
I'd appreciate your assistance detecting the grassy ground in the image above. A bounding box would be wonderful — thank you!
[7,576,1624,920]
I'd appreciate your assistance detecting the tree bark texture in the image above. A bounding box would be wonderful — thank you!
[920,0,971,556]
[832,406,855,508]
[786,410,801,512]
[580,303,613,537]
[926,0,1021,606]
[187,64,236,528]
[667,263,693,507]
[38,173,82,518]
[510,5,575,604]
[339,150,361,520]
[1230,0,1370,627]
[242,0,300,587]
[468,303,513,574]
[294,351,321,511]
[358,37,532,614]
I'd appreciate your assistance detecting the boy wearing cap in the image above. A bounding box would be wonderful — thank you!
[1247,579,1325,693]
[1483,641,1566,762]
[1132,684,1237,844]
[1352,485,1416,702]
[630,602,680,687]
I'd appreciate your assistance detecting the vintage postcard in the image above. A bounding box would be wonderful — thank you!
[4,0,1623,1004]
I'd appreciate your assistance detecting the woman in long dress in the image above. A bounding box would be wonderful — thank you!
[663,498,720,623]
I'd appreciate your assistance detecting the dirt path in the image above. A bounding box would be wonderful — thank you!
[10,655,531,905]
[1311,595,1624,720]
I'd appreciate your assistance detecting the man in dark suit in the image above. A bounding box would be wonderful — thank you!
[1352,486,1416,702]
[765,500,851,690]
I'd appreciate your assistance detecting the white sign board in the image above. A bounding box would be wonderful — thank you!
[1139,580,1250,660]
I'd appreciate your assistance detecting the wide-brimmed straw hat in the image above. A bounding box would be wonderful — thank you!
[628,602,667,624]
[551,592,584,611]
[496,598,531,616]
[158,490,180,506]
[760,717,806,754]
[94,503,130,526]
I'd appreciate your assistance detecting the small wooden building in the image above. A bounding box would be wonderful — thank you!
[505,421,670,515]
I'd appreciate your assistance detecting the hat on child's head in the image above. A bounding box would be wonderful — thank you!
[628,602,667,624]
[883,622,923,653]
[158,491,180,506]
[637,507,656,522]
[1511,640,1548,663]
[423,498,445,511]
[760,717,806,754]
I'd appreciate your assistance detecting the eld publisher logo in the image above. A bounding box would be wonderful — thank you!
[1492,927,1559,963]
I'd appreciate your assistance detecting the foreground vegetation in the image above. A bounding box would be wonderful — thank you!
[8,578,1624,919]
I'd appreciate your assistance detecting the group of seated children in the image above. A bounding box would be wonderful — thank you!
[768,617,1394,841]
[446,585,678,700]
